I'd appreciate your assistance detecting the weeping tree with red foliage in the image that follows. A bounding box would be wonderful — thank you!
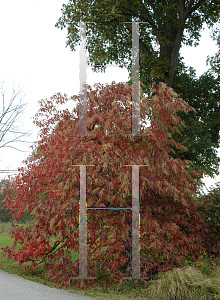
[2,81,219,288]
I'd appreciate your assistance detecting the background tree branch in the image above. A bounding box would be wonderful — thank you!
[0,82,32,152]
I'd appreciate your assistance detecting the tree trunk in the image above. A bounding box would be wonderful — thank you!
[158,24,185,88]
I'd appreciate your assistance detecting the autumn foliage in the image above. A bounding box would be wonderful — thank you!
[2,81,219,287]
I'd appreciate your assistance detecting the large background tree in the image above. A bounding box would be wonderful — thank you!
[171,58,220,181]
[2,82,219,287]
[55,0,219,88]
[55,0,220,181]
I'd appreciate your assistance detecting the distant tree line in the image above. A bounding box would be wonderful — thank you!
[0,178,32,223]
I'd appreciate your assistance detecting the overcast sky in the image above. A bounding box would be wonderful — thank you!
[0,0,219,195]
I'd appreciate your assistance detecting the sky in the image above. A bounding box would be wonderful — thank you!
[0,0,219,195]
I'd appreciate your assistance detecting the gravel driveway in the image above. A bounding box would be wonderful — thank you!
[0,269,97,300]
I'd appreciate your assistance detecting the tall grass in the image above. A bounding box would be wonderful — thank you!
[147,265,220,300]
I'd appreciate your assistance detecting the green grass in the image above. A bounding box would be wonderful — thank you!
[1,222,220,300]
[0,222,151,299]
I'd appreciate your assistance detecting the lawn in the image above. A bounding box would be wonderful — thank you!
[1,222,220,300]
[0,222,151,299]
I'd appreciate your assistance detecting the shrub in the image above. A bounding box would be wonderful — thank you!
[2,81,217,287]
[198,182,220,229]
